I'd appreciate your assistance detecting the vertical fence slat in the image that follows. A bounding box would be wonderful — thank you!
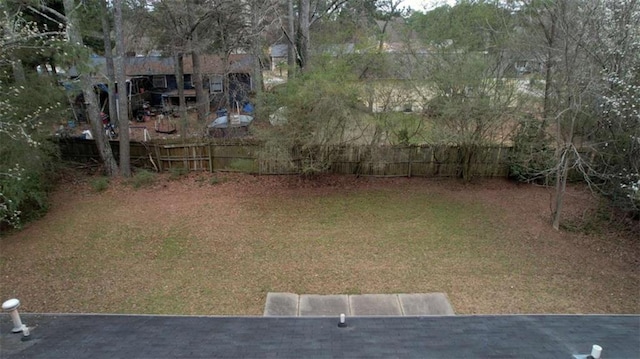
[208,143,213,172]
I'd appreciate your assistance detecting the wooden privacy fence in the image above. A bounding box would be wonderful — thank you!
[56,138,511,178]
[320,145,510,177]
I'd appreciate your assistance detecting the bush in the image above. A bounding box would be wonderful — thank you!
[0,163,56,229]
[90,177,110,192]
[168,166,189,180]
[130,169,156,189]
[257,58,365,175]
[508,116,555,184]
[0,76,66,229]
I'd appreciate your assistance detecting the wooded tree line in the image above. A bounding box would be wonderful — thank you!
[1,0,638,231]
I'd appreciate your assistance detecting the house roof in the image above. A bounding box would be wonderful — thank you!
[2,314,638,358]
[123,54,253,76]
[270,44,289,58]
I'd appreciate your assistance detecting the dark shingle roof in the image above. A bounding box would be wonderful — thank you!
[123,54,253,76]
[2,314,638,358]
[270,44,288,58]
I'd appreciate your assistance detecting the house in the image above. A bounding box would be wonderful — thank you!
[124,54,254,111]
[269,44,288,72]
[91,54,255,112]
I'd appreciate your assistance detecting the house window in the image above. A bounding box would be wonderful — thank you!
[184,75,193,89]
[153,75,167,88]
[210,75,223,93]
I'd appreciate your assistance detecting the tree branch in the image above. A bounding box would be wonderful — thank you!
[27,5,67,24]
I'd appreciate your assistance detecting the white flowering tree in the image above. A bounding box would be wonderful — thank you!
[592,0,640,215]
[0,80,65,227]
[602,74,640,211]
[0,5,67,228]
[516,0,639,229]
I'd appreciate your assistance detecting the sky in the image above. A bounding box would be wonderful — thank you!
[401,0,456,12]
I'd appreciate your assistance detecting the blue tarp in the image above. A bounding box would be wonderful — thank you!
[207,115,254,129]
[242,103,254,114]
[96,83,109,93]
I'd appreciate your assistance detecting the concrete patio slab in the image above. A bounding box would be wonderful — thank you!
[263,292,299,316]
[399,293,455,316]
[299,295,350,316]
[350,294,403,316]
[265,292,456,317]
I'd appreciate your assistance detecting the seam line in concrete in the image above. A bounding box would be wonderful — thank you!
[348,295,353,316]
[396,294,405,316]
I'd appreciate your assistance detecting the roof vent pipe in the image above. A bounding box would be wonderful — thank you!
[338,313,347,328]
[21,325,31,341]
[2,298,27,333]
[588,345,602,359]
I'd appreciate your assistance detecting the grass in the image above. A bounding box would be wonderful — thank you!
[0,175,637,315]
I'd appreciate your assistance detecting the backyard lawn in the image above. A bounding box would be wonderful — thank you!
[0,173,638,315]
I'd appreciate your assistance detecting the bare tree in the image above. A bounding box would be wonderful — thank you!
[517,0,598,229]
[298,0,310,70]
[142,0,190,125]
[63,0,119,176]
[99,0,117,132]
[376,0,405,51]
[246,0,281,96]
[114,0,130,176]
[516,0,639,229]
[284,0,352,72]
[287,0,296,77]
[187,8,208,123]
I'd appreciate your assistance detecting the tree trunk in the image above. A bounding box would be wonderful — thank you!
[552,147,570,230]
[192,49,208,122]
[252,50,263,96]
[12,59,26,84]
[298,0,310,70]
[287,0,296,78]
[6,22,26,83]
[542,45,554,131]
[250,5,264,97]
[174,52,188,136]
[540,6,557,135]
[114,0,130,177]
[100,0,117,127]
[221,51,232,110]
[63,0,118,176]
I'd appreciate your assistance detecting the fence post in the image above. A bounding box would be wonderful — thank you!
[183,146,188,170]
[153,143,163,172]
[408,146,413,178]
[208,142,213,173]
[497,146,502,177]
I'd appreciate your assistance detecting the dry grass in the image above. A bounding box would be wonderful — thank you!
[0,173,638,315]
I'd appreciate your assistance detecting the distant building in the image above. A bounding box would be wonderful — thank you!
[91,54,255,111]
[269,44,288,72]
